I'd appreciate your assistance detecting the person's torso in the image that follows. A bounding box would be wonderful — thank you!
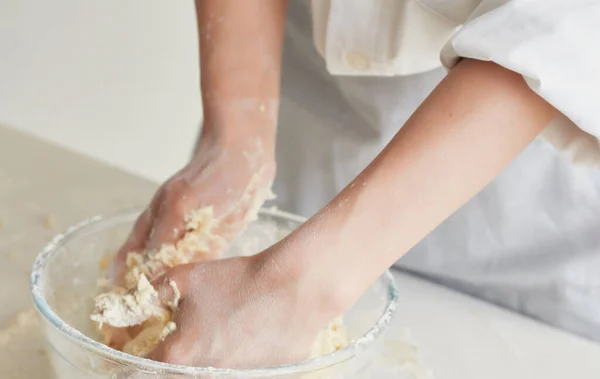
[273,0,600,343]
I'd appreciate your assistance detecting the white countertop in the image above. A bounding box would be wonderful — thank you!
[1,126,599,378]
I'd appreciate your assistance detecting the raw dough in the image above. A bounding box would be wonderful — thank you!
[91,207,222,355]
[91,179,350,362]
[309,317,350,358]
[91,274,167,328]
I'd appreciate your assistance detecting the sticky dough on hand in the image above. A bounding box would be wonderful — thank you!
[91,207,224,355]
[90,178,350,359]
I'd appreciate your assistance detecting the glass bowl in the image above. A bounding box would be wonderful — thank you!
[31,208,398,378]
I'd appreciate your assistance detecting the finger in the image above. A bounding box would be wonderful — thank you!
[146,266,195,365]
[145,180,190,251]
[109,192,164,281]
[107,210,153,283]
[118,209,152,257]
[152,264,193,307]
[144,204,187,251]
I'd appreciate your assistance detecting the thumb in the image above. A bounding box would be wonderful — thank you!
[152,264,193,309]
[144,266,194,365]
[145,316,200,366]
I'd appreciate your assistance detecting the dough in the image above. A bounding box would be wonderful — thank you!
[91,201,350,361]
[310,317,350,358]
[91,207,222,355]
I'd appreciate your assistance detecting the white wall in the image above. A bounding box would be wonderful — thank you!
[0,0,201,182]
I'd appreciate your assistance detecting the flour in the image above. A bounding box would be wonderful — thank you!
[375,329,435,379]
[0,308,39,345]
[43,213,58,231]
[91,274,167,328]
[0,308,50,379]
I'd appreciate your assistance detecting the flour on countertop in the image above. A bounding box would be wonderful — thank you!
[376,329,434,379]
[0,308,51,379]
[0,308,39,345]
[43,213,58,231]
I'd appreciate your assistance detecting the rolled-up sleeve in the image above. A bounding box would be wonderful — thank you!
[441,0,600,167]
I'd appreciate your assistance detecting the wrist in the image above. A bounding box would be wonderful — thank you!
[198,98,277,159]
[250,235,353,324]
[262,193,384,316]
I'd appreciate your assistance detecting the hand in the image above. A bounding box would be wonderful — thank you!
[147,251,340,368]
[110,129,275,285]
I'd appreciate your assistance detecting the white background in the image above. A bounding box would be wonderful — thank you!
[0,0,202,182]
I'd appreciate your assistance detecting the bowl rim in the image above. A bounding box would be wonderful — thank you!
[30,207,398,376]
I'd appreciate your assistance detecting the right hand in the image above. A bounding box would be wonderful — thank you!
[147,248,343,368]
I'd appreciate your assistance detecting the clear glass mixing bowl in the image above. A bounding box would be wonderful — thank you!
[31,208,398,378]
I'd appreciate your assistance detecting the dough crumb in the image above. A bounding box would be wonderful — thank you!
[122,316,174,357]
[160,321,177,340]
[91,274,166,328]
[98,253,114,270]
[43,213,57,231]
[167,279,180,310]
[6,250,18,262]
[309,317,350,358]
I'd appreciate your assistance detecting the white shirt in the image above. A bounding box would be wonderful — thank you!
[274,0,600,342]
[310,0,600,167]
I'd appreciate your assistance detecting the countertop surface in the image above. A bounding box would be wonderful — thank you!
[1,125,600,378]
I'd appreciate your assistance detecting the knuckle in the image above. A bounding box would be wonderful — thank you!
[163,178,192,199]
[165,264,192,289]
[170,198,189,222]
[161,181,194,220]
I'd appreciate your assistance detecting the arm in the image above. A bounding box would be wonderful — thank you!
[147,59,558,368]
[196,0,287,152]
[114,0,287,262]
[103,1,288,353]
[265,59,558,313]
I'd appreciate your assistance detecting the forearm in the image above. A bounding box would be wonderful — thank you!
[196,0,287,152]
[269,59,558,314]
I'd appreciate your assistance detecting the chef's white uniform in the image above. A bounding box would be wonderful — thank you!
[271,0,600,342]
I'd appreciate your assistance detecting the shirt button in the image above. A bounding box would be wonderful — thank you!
[345,50,370,70]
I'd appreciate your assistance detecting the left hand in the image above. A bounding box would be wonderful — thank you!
[109,129,275,286]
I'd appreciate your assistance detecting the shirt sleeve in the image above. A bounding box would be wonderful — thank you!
[310,0,458,76]
[441,0,600,167]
